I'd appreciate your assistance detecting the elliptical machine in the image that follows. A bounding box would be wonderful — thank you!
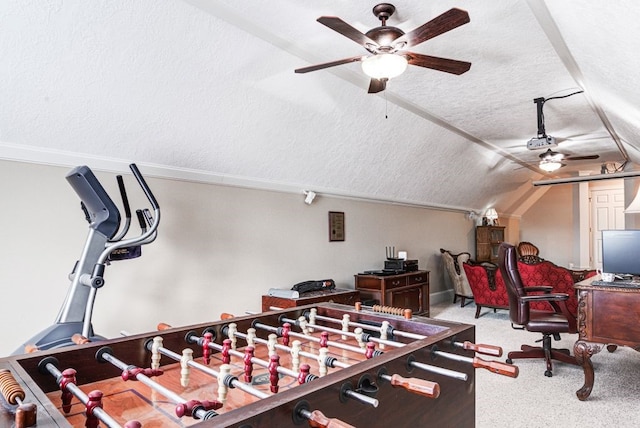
[15,163,160,354]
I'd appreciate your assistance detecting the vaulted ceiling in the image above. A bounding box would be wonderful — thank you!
[2,1,640,216]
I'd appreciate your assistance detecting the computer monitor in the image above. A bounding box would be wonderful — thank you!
[601,229,640,276]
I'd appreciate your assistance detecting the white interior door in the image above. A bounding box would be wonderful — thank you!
[590,186,625,269]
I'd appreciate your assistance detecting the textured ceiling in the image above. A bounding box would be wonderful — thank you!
[1,0,640,215]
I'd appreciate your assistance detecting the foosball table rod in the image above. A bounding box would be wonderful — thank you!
[282,315,403,350]
[431,347,519,378]
[227,328,440,399]
[145,336,270,400]
[253,321,382,357]
[234,328,352,371]
[36,357,139,428]
[287,313,503,387]
[406,355,468,381]
[193,329,379,408]
[295,319,515,378]
[231,328,341,376]
[0,369,37,428]
[306,309,503,357]
[95,347,222,421]
[187,331,317,393]
[259,318,470,384]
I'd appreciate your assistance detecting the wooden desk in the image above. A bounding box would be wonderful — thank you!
[573,279,640,400]
[354,271,429,316]
[261,288,359,311]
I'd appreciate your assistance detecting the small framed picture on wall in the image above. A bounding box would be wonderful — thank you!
[328,211,345,241]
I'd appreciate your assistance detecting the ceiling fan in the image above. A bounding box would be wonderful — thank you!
[295,3,471,93]
[538,148,600,172]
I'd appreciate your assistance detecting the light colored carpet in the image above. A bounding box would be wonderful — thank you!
[430,301,640,428]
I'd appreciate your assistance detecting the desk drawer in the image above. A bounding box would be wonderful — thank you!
[384,276,408,289]
[407,272,428,285]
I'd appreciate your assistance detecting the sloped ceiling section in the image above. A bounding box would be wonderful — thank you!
[1,0,640,214]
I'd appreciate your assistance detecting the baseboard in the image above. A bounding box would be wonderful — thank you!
[430,289,454,306]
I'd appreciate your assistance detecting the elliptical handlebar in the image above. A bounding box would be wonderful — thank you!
[80,164,160,337]
[130,163,160,210]
[97,164,160,265]
[110,175,132,242]
[77,164,161,288]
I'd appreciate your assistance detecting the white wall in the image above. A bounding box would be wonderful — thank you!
[0,160,474,356]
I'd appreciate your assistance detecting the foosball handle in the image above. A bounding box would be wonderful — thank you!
[459,341,502,357]
[472,357,519,378]
[305,410,355,428]
[389,374,440,399]
[72,333,91,345]
[24,344,39,354]
[15,403,38,428]
[157,322,172,331]
[0,369,37,427]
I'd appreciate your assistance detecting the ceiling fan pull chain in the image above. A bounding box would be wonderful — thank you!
[385,90,388,119]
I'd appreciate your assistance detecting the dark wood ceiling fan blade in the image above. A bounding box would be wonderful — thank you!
[403,52,471,75]
[317,16,379,48]
[394,8,470,47]
[295,55,364,74]
[566,155,600,161]
[368,78,387,94]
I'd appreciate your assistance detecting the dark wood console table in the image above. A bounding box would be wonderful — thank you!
[354,270,429,316]
[261,288,359,311]
[573,279,640,400]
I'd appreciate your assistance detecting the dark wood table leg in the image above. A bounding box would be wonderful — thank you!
[574,340,603,400]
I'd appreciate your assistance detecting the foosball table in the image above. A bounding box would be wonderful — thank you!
[0,303,517,427]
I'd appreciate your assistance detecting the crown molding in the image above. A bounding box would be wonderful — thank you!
[0,142,478,213]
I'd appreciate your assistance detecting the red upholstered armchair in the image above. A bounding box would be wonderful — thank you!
[463,259,596,318]
[463,262,509,318]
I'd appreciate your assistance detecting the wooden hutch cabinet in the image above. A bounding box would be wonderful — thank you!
[476,226,505,263]
[354,271,430,316]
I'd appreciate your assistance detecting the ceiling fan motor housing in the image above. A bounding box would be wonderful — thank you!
[365,26,405,51]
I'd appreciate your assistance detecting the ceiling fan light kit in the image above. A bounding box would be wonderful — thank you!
[539,160,563,172]
[361,53,407,79]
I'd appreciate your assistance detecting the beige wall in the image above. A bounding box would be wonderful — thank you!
[519,185,575,267]
[0,160,475,356]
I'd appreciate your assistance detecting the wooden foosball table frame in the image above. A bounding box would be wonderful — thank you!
[1,303,478,427]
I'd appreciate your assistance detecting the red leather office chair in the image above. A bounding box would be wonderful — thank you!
[497,242,579,377]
